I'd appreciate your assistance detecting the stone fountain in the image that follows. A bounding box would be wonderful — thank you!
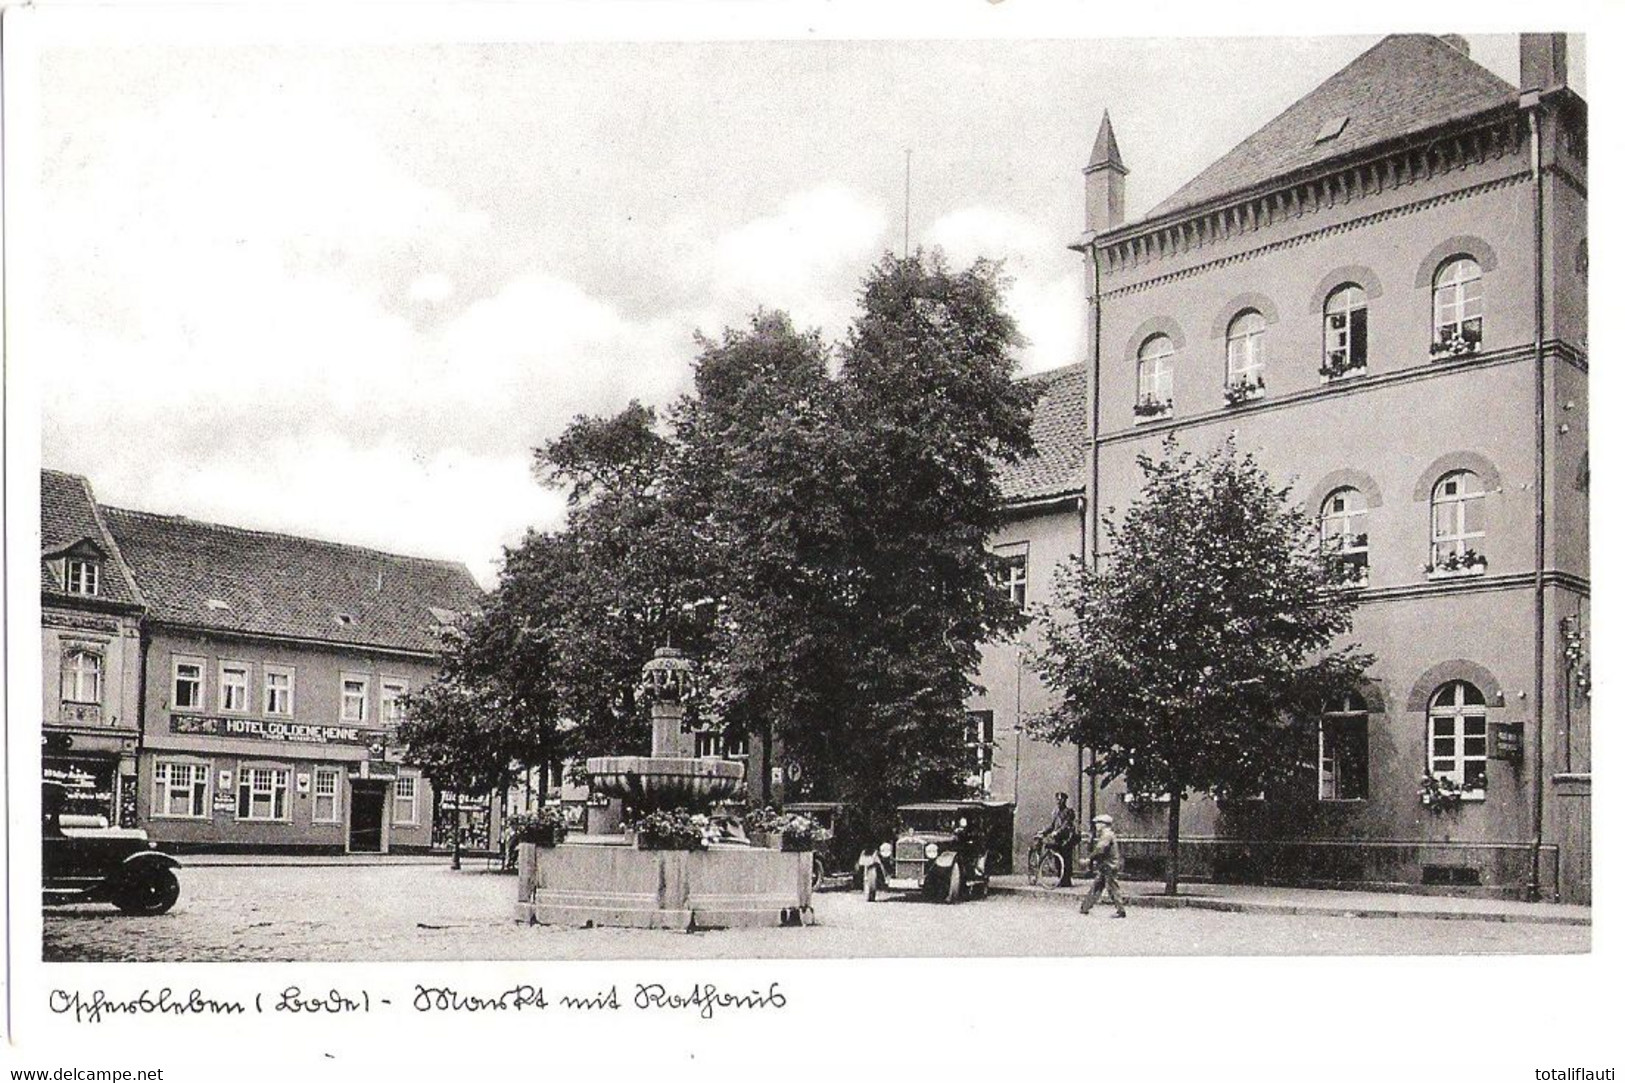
[514,647,813,930]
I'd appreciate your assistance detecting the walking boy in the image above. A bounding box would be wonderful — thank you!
[1079,813,1127,917]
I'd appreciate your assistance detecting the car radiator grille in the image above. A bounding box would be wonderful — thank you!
[896,860,928,882]
[896,840,927,862]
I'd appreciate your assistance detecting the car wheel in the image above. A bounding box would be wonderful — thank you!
[863,864,880,902]
[943,862,962,904]
[811,855,826,893]
[113,867,180,915]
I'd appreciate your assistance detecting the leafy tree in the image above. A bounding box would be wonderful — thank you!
[1030,437,1372,895]
[396,673,515,869]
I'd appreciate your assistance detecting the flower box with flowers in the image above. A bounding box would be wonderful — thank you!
[634,810,708,851]
[508,807,569,848]
[1418,773,1465,813]
[1222,376,1265,406]
[1424,549,1488,579]
[744,808,832,852]
[1132,396,1172,420]
[1318,352,1366,381]
[1430,327,1480,359]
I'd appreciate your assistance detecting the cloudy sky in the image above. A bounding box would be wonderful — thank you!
[23,11,1585,586]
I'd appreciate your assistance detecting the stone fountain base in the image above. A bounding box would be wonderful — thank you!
[515,838,815,931]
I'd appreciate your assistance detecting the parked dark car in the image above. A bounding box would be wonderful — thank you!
[782,801,863,891]
[42,781,181,914]
[858,800,1014,903]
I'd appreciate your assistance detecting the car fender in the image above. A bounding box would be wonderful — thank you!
[857,851,884,872]
[121,851,180,872]
[933,851,959,869]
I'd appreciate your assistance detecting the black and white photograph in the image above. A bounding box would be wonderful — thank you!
[3,2,1617,1077]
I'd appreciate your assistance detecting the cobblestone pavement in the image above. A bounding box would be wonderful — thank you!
[42,864,1589,962]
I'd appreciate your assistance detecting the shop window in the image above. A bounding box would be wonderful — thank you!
[1429,470,1486,575]
[65,558,100,596]
[1224,310,1266,401]
[995,544,1029,608]
[313,767,341,823]
[60,649,103,705]
[1321,284,1368,379]
[1134,335,1175,418]
[237,766,290,821]
[172,658,204,711]
[1428,681,1488,795]
[1431,256,1483,357]
[1319,487,1369,585]
[264,666,294,716]
[220,662,250,713]
[393,775,418,825]
[341,675,368,723]
[1319,693,1369,800]
[153,760,209,818]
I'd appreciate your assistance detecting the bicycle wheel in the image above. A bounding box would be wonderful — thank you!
[1027,847,1042,886]
[1037,850,1065,891]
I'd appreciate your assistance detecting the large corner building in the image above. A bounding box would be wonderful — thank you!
[975,34,1588,901]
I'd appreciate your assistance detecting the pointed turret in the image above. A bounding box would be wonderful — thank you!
[1084,111,1128,232]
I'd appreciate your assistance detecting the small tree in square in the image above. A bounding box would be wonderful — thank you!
[1030,437,1372,895]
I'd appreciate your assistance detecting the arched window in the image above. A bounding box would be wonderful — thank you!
[60,650,102,705]
[1225,310,1266,393]
[1322,284,1368,378]
[1319,487,1369,584]
[1320,692,1369,800]
[1430,470,1486,573]
[1428,681,1488,793]
[1134,334,1174,417]
[1432,256,1483,355]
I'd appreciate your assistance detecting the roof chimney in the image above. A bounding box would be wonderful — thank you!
[1084,111,1128,233]
[1520,33,1568,94]
[1440,34,1470,57]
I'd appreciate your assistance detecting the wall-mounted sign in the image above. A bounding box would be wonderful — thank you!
[771,766,784,785]
[171,714,388,747]
[218,769,232,788]
[213,792,236,812]
[1492,721,1525,762]
[296,773,311,793]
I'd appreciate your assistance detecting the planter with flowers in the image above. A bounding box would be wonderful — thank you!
[508,807,569,848]
[1430,327,1480,360]
[1319,352,1367,381]
[1424,549,1488,579]
[1222,375,1265,407]
[1418,773,1465,814]
[1133,395,1173,420]
[634,809,708,851]
[745,807,832,852]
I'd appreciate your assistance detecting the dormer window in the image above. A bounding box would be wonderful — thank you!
[335,612,356,627]
[65,559,100,596]
[1315,114,1349,143]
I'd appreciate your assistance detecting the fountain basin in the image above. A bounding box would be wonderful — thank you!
[586,755,745,810]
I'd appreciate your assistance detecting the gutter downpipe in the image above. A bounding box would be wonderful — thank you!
[1085,234,1103,825]
[1523,91,1548,902]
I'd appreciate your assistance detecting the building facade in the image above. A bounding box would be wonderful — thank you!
[98,504,484,854]
[41,471,147,826]
[978,34,1588,900]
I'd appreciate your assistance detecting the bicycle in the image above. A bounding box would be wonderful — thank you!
[1027,834,1066,890]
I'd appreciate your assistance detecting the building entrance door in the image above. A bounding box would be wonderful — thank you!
[348,783,385,853]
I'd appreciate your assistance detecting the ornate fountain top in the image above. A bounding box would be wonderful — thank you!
[640,646,694,704]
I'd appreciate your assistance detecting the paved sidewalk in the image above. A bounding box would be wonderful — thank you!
[179,852,470,868]
[991,875,1591,925]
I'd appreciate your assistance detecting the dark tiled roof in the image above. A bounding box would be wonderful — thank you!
[997,362,1089,505]
[41,469,142,606]
[1147,35,1517,219]
[100,506,484,654]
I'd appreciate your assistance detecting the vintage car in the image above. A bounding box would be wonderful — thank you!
[858,800,1014,903]
[42,781,182,914]
[782,801,862,891]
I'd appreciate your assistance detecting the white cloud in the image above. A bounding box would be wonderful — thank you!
[408,273,456,305]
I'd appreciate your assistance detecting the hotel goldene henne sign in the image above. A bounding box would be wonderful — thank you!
[170,714,387,747]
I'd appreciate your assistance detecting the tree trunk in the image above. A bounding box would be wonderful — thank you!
[1163,790,1181,896]
[451,786,463,871]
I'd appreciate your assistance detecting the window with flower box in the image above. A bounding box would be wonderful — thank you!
[313,767,341,823]
[153,760,210,818]
[1224,310,1266,403]
[1321,284,1368,379]
[1429,470,1486,576]
[60,649,103,705]
[237,766,290,821]
[1432,256,1483,357]
[1319,693,1369,800]
[1428,681,1488,795]
[1134,335,1174,418]
[1319,487,1369,585]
